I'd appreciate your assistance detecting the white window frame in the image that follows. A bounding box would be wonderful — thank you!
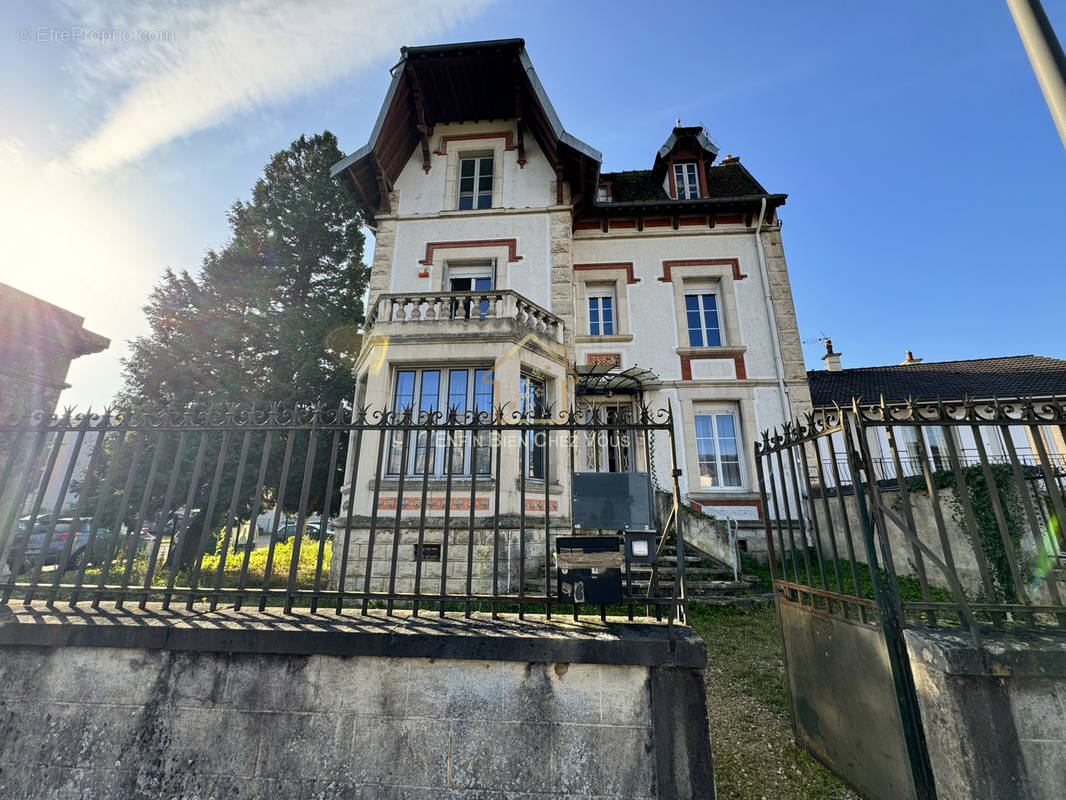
[693,408,744,489]
[520,374,548,481]
[458,153,494,210]
[674,162,700,199]
[586,287,616,336]
[683,286,723,347]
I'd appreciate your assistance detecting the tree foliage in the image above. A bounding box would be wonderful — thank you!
[97,132,366,567]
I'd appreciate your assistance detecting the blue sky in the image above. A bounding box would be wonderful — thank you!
[2,0,1064,409]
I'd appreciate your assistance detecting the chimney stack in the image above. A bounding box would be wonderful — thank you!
[821,338,842,372]
[900,350,923,365]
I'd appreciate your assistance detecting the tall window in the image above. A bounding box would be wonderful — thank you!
[685,291,721,347]
[459,155,493,209]
[587,289,615,335]
[389,367,493,476]
[694,411,742,488]
[674,162,700,199]
[521,375,547,480]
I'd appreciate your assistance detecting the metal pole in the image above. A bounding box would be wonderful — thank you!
[1008,0,1066,148]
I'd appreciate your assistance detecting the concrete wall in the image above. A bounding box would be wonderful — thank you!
[0,606,714,799]
[905,626,1066,800]
[778,600,1066,800]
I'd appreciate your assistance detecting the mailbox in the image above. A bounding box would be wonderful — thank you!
[555,536,623,605]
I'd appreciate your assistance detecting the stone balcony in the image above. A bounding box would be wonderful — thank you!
[365,290,564,347]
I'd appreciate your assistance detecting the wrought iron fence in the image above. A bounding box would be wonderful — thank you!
[756,398,1066,643]
[0,403,686,625]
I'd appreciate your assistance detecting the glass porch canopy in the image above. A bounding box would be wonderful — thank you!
[572,365,663,396]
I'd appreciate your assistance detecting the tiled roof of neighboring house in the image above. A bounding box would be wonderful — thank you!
[807,355,1066,407]
[598,161,769,204]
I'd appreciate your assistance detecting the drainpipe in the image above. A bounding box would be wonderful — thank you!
[753,197,790,421]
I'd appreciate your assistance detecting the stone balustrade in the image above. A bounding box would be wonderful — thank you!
[365,290,564,344]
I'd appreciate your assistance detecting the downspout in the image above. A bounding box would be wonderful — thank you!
[753,197,790,421]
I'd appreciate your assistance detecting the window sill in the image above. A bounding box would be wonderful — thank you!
[688,490,759,501]
[675,345,746,357]
[513,478,564,495]
[575,334,634,344]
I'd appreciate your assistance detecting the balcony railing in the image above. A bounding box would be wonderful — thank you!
[365,290,564,344]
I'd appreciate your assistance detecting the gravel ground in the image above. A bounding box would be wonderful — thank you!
[690,603,863,800]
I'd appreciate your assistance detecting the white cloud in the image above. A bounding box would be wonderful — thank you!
[66,0,496,172]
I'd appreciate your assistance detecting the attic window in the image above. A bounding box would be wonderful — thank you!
[459,155,493,209]
[596,183,612,203]
[673,163,701,199]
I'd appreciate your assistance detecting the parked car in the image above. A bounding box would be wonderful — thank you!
[6,516,110,571]
[273,521,320,542]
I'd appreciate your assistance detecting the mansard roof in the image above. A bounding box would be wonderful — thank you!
[808,355,1066,407]
[599,161,772,204]
[331,38,601,220]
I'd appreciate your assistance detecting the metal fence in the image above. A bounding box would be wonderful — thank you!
[0,403,686,624]
[756,398,1066,642]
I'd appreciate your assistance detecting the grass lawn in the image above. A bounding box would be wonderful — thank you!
[690,602,862,800]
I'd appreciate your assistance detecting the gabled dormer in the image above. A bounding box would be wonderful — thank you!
[330,39,601,222]
[654,125,719,200]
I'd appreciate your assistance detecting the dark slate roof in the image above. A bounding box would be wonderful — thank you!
[807,355,1066,406]
[598,161,769,204]
[599,170,665,202]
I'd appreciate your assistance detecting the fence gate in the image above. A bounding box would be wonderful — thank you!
[757,397,1066,799]
[756,406,938,800]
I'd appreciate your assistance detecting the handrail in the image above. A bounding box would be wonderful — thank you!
[365,290,564,339]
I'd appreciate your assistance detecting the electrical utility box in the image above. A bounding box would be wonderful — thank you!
[571,472,656,531]
[556,535,623,605]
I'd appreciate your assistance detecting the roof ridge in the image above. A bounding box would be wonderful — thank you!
[806,354,1058,375]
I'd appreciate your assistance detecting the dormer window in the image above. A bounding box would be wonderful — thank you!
[673,162,700,199]
[596,182,612,203]
[459,155,493,209]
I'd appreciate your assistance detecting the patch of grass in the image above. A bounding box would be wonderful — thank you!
[691,601,861,800]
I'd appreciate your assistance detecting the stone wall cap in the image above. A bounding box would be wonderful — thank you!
[0,601,707,669]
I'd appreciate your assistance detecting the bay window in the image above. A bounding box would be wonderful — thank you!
[389,367,494,476]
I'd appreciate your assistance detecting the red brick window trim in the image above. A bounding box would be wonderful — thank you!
[420,239,523,266]
[434,131,515,156]
[573,262,640,284]
[660,258,747,282]
[679,353,747,380]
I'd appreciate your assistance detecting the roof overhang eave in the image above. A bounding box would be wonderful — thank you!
[588,193,788,213]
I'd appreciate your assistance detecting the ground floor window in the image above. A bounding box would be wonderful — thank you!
[694,409,742,488]
[389,367,493,476]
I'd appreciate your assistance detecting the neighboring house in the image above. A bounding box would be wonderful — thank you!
[330,38,810,530]
[808,349,1066,480]
[0,284,108,528]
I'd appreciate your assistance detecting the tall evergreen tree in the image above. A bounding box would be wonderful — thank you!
[100,132,366,567]
[121,131,366,410]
